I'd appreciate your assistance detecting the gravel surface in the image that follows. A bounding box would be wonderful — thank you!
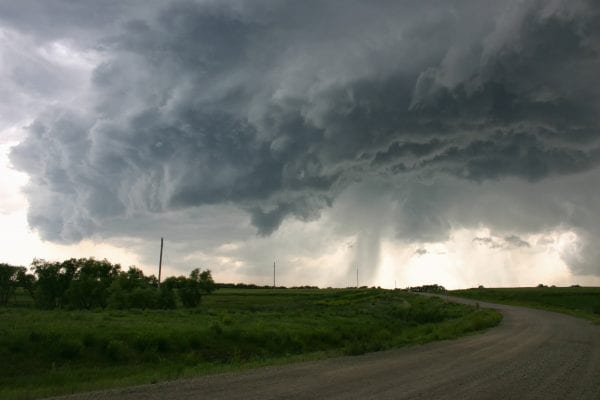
[49,296,600,400]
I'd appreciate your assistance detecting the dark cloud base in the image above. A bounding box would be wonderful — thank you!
[7,0,600,276]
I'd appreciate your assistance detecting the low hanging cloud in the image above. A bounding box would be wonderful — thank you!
[415,248,428,256]
[504,235,531,249]
[473,235,530,250]
[6,0,600,276]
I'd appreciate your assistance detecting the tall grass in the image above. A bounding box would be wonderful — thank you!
[1,288,501,399]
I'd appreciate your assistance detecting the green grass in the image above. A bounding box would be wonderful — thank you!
[451,286,600,324]
[1,288,501,399]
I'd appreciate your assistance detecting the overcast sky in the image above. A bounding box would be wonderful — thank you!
[1,0,600,288]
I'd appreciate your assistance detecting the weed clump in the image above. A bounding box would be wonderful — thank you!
[106,340,130,362]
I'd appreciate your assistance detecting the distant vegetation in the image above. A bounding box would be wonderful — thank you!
[216,283,320,290]
[408,284,447,294]
[451,286,600,323]
[1,287,501,399]
[0,259,214,310]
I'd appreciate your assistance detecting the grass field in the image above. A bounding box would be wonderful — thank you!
[451,286,600,323]
[1,288,501,399]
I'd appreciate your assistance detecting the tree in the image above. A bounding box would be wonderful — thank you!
[66,258,121,309]
[108,267,151,309]
[0,264,25,306]
[198,269,216,294]
[17,268,36,302]
[107,266,174,309]
[31,259,76,309]
[31,258,122,309]
[179,268,215,308]
[4,258,216,310]
[179,277,202,308]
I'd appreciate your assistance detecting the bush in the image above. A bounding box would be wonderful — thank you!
[174,268,215,308]
[107,267,174,310]
[129,288,159,309]
[179,282,202,308]
[158,287,177,309]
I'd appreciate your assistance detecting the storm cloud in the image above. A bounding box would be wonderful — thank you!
[6,0,600,277]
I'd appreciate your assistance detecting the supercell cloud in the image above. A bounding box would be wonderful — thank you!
[5,0,600,279]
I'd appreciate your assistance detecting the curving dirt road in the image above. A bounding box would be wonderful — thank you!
[53,296,600,400]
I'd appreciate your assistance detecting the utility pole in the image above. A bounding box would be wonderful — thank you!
[356,265,359,288]
[273,261,276,288]
[158,237,164,288]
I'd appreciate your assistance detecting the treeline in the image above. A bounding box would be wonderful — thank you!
[216,283,319,290]
[0,258,215,310]
[408,284,447,294]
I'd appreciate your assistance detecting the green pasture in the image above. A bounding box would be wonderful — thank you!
[1,288,501,399]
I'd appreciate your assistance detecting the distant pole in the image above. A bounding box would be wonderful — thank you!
[158,237,164,288]
[273,261,276,288]
[395,280,397,290]
[356,265,359,288]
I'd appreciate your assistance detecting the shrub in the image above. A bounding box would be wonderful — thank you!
[158,287,177,309]
[129,288,159,309]
[179,281,202,308]
[171,268,216,308]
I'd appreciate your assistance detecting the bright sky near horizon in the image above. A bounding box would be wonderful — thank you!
[1,0,600,289]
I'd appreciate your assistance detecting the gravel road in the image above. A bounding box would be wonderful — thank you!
[51,296,600,400]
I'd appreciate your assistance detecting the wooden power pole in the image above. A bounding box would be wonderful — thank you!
[273,261,276,288]
[158,237,164,288]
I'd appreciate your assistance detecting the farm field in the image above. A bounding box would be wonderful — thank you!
[451,286,600,323]
[1,288,501,399]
